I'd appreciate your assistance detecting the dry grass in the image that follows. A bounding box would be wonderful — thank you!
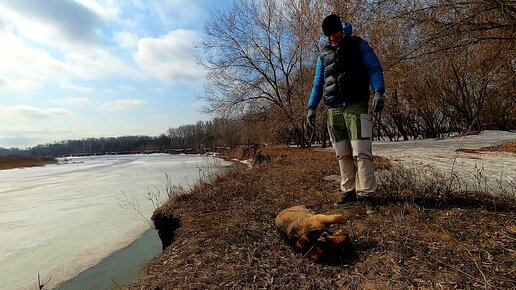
[128,146,516,290]
[451,130,482,138]
[0,156,57,170]
[456,141,516,154]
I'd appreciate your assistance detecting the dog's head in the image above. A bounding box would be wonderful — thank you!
[305,229,348,262]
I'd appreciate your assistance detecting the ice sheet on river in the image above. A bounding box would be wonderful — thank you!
[0,154,227,290]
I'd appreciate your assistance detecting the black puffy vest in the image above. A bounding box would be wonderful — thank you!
[320,36,370,107]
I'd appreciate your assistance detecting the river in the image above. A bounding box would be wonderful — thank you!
[0,154,228,290]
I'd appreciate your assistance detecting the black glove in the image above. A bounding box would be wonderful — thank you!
[307,108,316,127]
[372,91,385,112]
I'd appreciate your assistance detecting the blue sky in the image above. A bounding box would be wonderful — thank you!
[0,0,233,148]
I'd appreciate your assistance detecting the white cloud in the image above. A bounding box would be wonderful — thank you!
[51,97,92,106]
[0,1,143,91]
[0,78,40,95]
[64,49,143,81]
[0,31,70,87]
[99,98,146,111]
[134,30,204,84]
[0,105,72,119]
[0,30,143,96]
[0,0,102,49]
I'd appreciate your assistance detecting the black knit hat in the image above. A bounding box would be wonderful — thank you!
[322,14,343,36]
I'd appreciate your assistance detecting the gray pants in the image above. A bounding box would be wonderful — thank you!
[327,103,377,197]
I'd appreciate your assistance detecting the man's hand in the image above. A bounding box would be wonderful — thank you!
[372,91,385,112]
[307,108,316,127]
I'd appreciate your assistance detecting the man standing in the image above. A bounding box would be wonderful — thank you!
[307,14,385,213]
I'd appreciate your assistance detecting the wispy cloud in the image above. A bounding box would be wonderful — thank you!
[114,31,139,50]
[149,0,202,28]
[134,29,204,84]
[59,83,95,94]
[74,0,121,21]
[64,49,143,81]
[99,98,146,111]
[51,97,91,106]
[0,31,70,86]
[0,105,72,119]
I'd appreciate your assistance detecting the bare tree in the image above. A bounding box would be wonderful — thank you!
[199,0,319,145]
[197,0,514,145]
[366,0,515,138]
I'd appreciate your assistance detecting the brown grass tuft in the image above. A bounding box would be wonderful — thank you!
[456,141,516,154]
[452,130,481,138]
[128,146,516,290]
[0,156,57,170]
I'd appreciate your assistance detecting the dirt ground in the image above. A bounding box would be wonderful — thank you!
[128,145,516,290]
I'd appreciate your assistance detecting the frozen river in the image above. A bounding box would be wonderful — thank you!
[0,154,227,290]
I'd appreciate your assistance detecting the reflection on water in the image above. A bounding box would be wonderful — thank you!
[0,154,225,290]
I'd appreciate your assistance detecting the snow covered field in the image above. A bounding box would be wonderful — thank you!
[373,130,516,194]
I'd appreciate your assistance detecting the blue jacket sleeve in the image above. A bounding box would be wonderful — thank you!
[358,40,385,93]
[308,56,324,109]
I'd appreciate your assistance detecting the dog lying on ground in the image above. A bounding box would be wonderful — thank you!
[275,205,348,262]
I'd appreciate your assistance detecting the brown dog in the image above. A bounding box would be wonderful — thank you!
[275,205,348,262]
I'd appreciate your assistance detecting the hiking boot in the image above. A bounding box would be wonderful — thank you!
[334,190,357,206]
[363,197,379,214]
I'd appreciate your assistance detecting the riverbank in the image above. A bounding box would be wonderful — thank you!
[0,156,57,170]
[128,143,516,289]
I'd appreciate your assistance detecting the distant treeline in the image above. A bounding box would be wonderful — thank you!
[1,136,172,157]
[0,118,266,157]
[29,135,173,157]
